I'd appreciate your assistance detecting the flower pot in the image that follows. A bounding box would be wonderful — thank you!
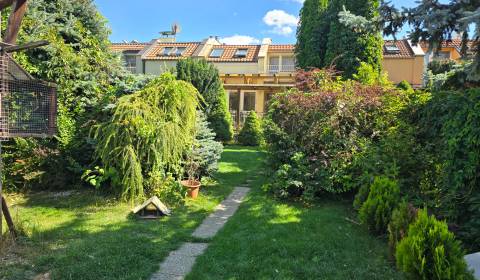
[181,180,201,199]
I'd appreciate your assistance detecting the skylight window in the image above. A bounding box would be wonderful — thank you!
[175,47,186,56]
[234,48,248,58]
[210,48,224,58]
[385,45,400,54]
[161,47,174,56]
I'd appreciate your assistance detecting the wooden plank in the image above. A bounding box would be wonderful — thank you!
[4,0,28,44]
[1,196,16,238]
[3,40,49,53]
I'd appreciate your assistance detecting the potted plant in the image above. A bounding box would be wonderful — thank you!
[181,148,201,199]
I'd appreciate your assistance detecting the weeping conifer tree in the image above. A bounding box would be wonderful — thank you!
[93,73,199,201]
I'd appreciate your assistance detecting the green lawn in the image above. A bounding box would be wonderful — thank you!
[1,146,401,279]
[0,146,264,280]
[187,148,402,279]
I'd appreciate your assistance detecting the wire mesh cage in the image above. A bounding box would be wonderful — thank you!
[0,53,56,139]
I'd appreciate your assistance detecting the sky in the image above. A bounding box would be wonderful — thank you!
[94,0,419,45]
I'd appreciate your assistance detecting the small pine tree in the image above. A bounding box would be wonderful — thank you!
[396,209,474,280]
[396,80,414,94]
[238,111,263,146]
[359,176,400,234]
[193,111,223,177]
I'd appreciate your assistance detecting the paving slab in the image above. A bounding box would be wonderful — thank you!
[192,187,250,239]
[465,252,480,279]
[150,243,208,280]
[151,187,250,280]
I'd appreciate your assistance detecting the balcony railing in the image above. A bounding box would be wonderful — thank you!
[268,64,295,74]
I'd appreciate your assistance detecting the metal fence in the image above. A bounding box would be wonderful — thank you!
[0,54,56,139]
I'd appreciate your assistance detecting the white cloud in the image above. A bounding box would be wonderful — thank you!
[219,35,261,45]
[263,10,299,36]
[290,0,304,3]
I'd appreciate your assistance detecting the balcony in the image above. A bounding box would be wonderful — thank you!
[268,64,295,74]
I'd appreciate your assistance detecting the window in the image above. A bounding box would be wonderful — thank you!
[161,47,174,56]
[243,92,256,111]
[234,48,248,58]
[434,51,451,60]
[282,57,295,72]
[210,48,224,58]
[229,91,239,111]
[175,47,186,56]
[385,45,400,54]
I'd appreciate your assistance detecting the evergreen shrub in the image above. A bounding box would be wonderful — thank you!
[359,176,400,234]
[396,209,474,280]
[238,111,263,146]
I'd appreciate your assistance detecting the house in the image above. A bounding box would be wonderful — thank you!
[111,37,425,126]
[420,38,476,64]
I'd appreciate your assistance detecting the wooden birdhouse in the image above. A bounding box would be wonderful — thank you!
[132,196,171,219]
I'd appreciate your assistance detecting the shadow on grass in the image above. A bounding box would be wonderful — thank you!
[1,146,267,280]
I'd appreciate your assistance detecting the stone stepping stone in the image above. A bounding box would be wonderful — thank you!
[150,186,250,280]
[150,242,208,280]
[192,186,250,239]
[466,252,480,279]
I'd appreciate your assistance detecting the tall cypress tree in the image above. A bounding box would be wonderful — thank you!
[324,0,383,78]
[176,58,234,142]
[295,0,330,69]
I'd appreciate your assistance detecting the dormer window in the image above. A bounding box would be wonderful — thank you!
[210,48,224,58]
[175,47,186,56]
[161,47,174,56]
[385,45,400,54]
[234,48,248,58]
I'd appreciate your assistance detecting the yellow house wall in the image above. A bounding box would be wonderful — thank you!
[144,60,177,75]
[382,57,424,86]
[213,62,259,74]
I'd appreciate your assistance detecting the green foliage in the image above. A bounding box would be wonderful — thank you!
[396,209,474,280]
[297,0,383,77]
[93,74,199,201]
[144,172,187,208]
[388,201,418,253]
[1,0,128,191]
[428,60,458,75]
[263,152,316,201]
[238,111,263,146]
[396,80,414,94]
[176,58,233,142]
[296,0,330,68]
[324,0,383,78]
[354,61,389,85]
[192,111,223,178]
[264,70,406,198]
[359,176,400,234]
[417,88,480,249]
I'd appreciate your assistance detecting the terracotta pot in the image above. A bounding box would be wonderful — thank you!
[181,180,201,199]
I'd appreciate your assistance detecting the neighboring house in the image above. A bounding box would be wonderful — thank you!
[111,37,425,126]
[420,38,476,65]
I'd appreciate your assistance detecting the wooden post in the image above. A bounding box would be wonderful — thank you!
[1,196,16,238]
[4,0,28,45]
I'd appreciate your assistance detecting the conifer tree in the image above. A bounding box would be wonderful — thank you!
[176,58,234,142]
[324,0,383,78]
[296,0,330,68]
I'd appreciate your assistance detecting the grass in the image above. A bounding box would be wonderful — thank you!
[0,146,264,280]
[187,148,403,279]
[1,146,401,279]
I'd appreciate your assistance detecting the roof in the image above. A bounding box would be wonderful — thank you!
[110,42,149,52]
[206,45,261,62]
[132,196,171,216]
[383,40,415,58]
[419,39,476,54]
[143,42,201,60]
[268,44,295,53]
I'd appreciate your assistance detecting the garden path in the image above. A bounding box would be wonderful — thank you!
[150,186,250,280]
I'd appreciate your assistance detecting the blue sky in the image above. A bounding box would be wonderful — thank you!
[94,0,418,44]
